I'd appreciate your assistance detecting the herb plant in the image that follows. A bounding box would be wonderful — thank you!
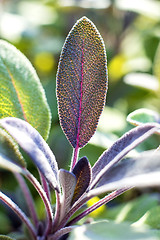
[0,17,160,240]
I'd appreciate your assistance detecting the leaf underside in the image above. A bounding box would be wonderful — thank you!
[59,169,77,221]
[57,17,108,148]
[90,151,160,196]
[91,123,159,189]
[0,117,59,191]
[72,156,91,204]
[0,40,51,140]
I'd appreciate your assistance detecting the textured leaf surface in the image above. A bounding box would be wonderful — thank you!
[0,117,59,191]
[59,169,77,222]
[57,17,107,148]
[127,108,160,132]
[98,151,160,188]
[72,156,91,204]
[69,220,159,240]
[0,128,25,167]
[0,40,51,140]
[89,151,160,197]
[90,123,159,189]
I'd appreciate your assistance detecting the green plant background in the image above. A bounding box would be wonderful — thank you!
[0,0,160,239]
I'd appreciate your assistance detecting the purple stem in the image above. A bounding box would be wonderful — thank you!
[14,172,38,227]
[70,147,79,171]
[52,190,61,231]
[67,188,130,226]
[48,226,76,240]
[0,191,36,240]
[39,170,51,202]
[56,195,89,231]
[24,169,53,237]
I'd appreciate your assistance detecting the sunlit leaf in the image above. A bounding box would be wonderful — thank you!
[89,151,160,196]
[69,220,159,240]
[0,117,59,191]
[0,236,15,240]
[124,73,159,91]
[115,0,160,20]
[59,169,77,221]
[57,17,107,149]
[90,123,159,189]
[0,128,25,167]
[72,156,91,204]
[154,42,160,86]
[0,40,51,140]
[127,108,160,131]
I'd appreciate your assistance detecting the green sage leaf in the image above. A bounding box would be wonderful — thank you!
[0,40,51,140]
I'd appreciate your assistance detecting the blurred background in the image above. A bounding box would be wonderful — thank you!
[0,0,160,235]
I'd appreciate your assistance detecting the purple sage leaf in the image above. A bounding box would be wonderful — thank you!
[89,151,160,197]
[72,156,91,204]
[59,169,77,222]
[0,117,59,191]
[57,17,108,149]
[90,123,160,190]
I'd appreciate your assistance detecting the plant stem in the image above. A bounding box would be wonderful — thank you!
[70,147,79,171]
[39,170,51,202]
[56,195,89,231]
[24,169,53,237]
[0,191,36,240]
[68,188,129,226]
[52,190,61,231]
[48,226,77,240]
[14,172,39,227]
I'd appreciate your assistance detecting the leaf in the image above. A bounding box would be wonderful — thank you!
[59,169,77,221]
[90,123,159,189]
[0,236,15,240]
[127,108,160,129]
[57,17,107,148]
[0,117,59,191]
[124,73,159,91]
[0,154,24,173]
[97,150,160,186]
[154,42,160,86]
[115,0,160,20]
[144,206,160,229]
[72,156,91,204]
[0,40,51,140]
[105,194,159,223]
[0,128,26,167]
[69,220,159,240]
[89,151,160,196]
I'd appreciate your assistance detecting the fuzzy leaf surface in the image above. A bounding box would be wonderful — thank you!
[127,108,160,132]
[91,123,159,189]
[0,117,59,191]
[72,156,91,204]
[57,17,107,148]
[0,128,25,167]
[59,169,77,221]
[89,151,160,197]
[0,40,51,140]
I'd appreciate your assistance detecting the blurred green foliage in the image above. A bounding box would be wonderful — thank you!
[0,0,160,236]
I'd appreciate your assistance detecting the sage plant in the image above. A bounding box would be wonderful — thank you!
[0,17,160,240]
